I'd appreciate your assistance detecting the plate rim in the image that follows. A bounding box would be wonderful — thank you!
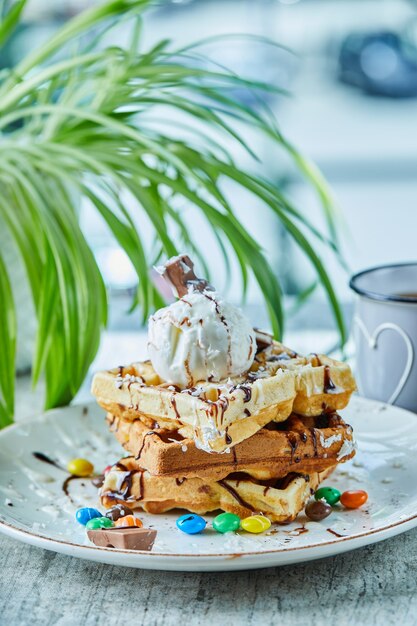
[1,396,417,567]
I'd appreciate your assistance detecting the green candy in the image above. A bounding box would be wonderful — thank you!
[213,512,241,534]
[86,516,114,530]
[314,487,341,506]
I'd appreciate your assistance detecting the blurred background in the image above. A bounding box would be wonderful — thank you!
[4,0,417,374]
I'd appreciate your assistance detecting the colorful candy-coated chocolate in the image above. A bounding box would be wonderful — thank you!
[105,504,134,522]
[67,458,94,477]
[340,490,368,509]
[176,513,206,534]
[212,512,241,534]
[75,507,102,526]
[305,499,332,522]
[85,516,114,530]
[241,515,271,534]
[115,515,143,528]
[314,487,341,506]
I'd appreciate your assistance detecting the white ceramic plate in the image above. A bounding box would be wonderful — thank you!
[0,396,416,571]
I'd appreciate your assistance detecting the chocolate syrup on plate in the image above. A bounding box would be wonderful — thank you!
[32,452,64,471]
[327,528,346,538]
[62,475,79,503]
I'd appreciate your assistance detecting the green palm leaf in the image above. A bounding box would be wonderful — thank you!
[0,0,346,425]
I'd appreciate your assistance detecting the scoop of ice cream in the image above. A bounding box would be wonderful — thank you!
[148,290,256,387]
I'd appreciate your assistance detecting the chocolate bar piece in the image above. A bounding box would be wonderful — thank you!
[87,527,157,551]
[254,328,273,353]
[159,255,213,297]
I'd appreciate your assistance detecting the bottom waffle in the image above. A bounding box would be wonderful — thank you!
[100,457,335,523]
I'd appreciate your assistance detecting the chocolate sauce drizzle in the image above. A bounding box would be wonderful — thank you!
[230,384,252,403]
[33,451,98,502]
[207,395,230,426]
[327,528,346,538]
[171,395,181,420]
[62,475,79,503]
[218,480,255,512]
[107,468,140,501]
[203,292,232,370]
[32,452,65,471]
[323,365,336,393]
[310,428,318,456]
[136,431,157,460]
[286,433,298,462]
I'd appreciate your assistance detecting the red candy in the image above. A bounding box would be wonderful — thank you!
[103,465,113,475]
[340,490,368,509]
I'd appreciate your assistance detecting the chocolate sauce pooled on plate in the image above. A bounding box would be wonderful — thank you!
[62,475,79,502]
[159,254,214,298]
[32,451,64,471]
[327,528,346,538]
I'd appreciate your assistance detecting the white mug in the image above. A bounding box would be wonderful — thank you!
[350,262,417,412]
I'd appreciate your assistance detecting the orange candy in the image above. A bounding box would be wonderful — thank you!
[115,515,143,528]
[340,490,368,509]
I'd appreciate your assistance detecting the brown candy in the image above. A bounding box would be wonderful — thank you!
[160,255,213,298]
[305,499,332,522]
[87,528,157,551]
[105,503,134,521]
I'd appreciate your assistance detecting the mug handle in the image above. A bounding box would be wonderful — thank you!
[353,316,414,405]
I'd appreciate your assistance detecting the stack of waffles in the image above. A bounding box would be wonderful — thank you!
[92,332,357,523]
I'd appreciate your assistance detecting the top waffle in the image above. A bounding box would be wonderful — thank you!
[91,337,356,453]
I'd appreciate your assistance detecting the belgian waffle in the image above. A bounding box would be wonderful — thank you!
[91,339,356,453]
[100,456,335,523]
[107,411,356,481]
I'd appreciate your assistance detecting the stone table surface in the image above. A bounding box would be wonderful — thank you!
[2,331,417,626]
[2,529,417,626]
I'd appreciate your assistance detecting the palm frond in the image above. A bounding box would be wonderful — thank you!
[0,0,346,424]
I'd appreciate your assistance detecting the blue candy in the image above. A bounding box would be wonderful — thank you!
[76,507,102,526]
[176,513,206,535]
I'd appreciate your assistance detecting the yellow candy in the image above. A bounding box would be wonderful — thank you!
[241,515,271,534]
[67,458,94,477]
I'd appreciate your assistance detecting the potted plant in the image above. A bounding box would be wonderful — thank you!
[0,0,344,427]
